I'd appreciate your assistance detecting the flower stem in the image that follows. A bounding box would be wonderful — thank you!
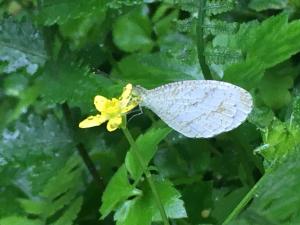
[122,127,170,225]
[222,171,269,225]
[196,0,213,80]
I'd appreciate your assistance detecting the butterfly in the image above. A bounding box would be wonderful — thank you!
[133,80,253,138]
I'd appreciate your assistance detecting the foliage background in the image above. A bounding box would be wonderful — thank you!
[1,0,300,225]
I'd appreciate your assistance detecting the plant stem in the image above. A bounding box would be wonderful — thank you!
[222,173,268,225]
[61,103,104,189]
[196,0,213,80]
[122,127,170,225]
[77,143,104,189]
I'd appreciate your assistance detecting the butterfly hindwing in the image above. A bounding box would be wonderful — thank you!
[139,80,253,138]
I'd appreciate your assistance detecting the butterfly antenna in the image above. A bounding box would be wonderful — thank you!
[127,106,143,123]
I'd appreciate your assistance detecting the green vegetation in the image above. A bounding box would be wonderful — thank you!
[1,0,300,225]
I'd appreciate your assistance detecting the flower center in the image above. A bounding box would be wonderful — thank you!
[102,98,122,118]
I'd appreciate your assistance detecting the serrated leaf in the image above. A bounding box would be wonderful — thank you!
[206,0,236,15]
[205,46,242,65]
[0,19,46,74]
[204,19,238,36]
[39,60,121,113]
[100,165,136,219]
[290,95,300,126]
[235,148,300,225]
[59,3,107,49]
[36,0,106,26]
[113,6,154,53]
[223,14,300,88]
[0,114,74,194]
[248,106,274,128]
[125,122,172,180]
[107,0,143,9]
[114,177,186,225]
[173,0,199,13]
[254,118,300,166]
[114,52,202,88]
[18,156,83,225]
[0,186,24,217]
[182,182,213,224]
[0,216,42,225]
[50,197,83,225]
[257,73,293,110]
[249,0,288,11]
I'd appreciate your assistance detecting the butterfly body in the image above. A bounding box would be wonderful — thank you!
[134,80,253,138]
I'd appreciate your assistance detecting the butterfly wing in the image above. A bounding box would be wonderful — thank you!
[139,80,253,138]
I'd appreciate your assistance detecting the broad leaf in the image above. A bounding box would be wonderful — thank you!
[223,14,300,88]
[114,177,187,225]
[125,122,172,180]
[113,6,153,52]
[36,0,107,26]
[0,19,46,74]
[100,165,137,219]
[0,114,74,194]
[114,52,202,88]
[39,60,121,113]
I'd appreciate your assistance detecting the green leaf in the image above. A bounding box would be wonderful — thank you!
[59,3,107,49]
[114,177,187,225]
[212,187,249,223]
[257,72,293,110]
[249,0,288,11]
[182,182,213,224]
[100,165,136,219]
[236,148,300,224]
[223,14,300,88]
[107,0,143,9]
[0,19,46,74]
[0,186,24,217]
[153,8,179,37]
[18,156,84,225]
[248,106,274,128]
[113,6,154,52]
[206,0,236,16]
[0,114,74,194]
[204,19,238,36]
[39,60,121,113]
[114,52,202,88]
[254,117,300,166]
[290,95,300,126]
[125,122,172,180]
[50,197,83,225]
[36,0,107,26]
[0,217,42,225]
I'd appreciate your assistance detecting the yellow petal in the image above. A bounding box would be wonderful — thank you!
[121,100,139,113]
[79,115,107,128]
[119,84,132,105]
[94,95,108,112]
[106,116,122,132]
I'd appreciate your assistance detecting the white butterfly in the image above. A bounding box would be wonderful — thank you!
[134,80,253,138]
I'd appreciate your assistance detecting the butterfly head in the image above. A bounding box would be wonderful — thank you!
[132,85,149,107]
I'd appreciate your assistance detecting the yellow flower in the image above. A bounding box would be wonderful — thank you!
[79,84,139,132]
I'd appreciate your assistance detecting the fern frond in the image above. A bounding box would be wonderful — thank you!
[204,19,238,36]
[173,0,199,13]
[107,0,143,9]
[205,46,243,65]
[175,17,196,33]
[206,0,236,16]
[18,156,83,225]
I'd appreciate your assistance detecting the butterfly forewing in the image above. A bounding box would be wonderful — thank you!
[138,80,253,138]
